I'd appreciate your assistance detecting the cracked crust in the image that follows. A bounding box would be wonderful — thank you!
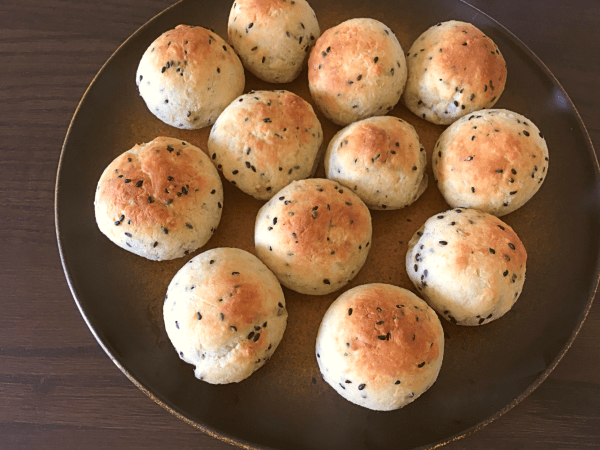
[316,284,444,411]
[254,178,372,295]
[94,137,223,260]
[163,248,287,384]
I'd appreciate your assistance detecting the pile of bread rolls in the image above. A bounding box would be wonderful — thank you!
[93,0,548,412]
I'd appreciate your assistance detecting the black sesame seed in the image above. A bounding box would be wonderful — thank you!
[358,384,366,390]
[253,333,260,342]
[523,130,530,137]
[348,308,353,316]
[323,279,330,284]
[508,243,516,250]
[162,226,168,234]
[439,241,448,245]
[123,179,131,183]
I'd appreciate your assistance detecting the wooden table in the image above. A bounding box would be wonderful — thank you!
[1,0,598,448]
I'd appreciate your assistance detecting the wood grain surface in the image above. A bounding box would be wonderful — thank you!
[1,0,598,448]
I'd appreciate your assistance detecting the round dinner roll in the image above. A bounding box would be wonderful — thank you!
[136,25,244,129]
[228,0,320,83]
[208,90,323,200]
[255,178,372,295]
[316,284,444,411]
[94,137,223,261]
[324,116,427,210]
[308,18,407,126]
[433,109,549,216]
[406,208,527,326]
[401,20,507,125]
[164,248,287,384]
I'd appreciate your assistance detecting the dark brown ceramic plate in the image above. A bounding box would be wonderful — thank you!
[55,0,600,449]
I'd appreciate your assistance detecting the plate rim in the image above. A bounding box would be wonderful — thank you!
[54,0,600,449]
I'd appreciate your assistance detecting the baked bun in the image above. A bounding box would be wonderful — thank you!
[308,18,407,126]
[324,116,427,210]
[406,208,527,326]
[228,0,320,83]
[208,90,323,200]
[136,25,244,129]
[401,21,507,125]
[316,283,444,411]
[163,247,287,384]
[94,137,223,261]
[255,178,372,295]
[433,109,549,216]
